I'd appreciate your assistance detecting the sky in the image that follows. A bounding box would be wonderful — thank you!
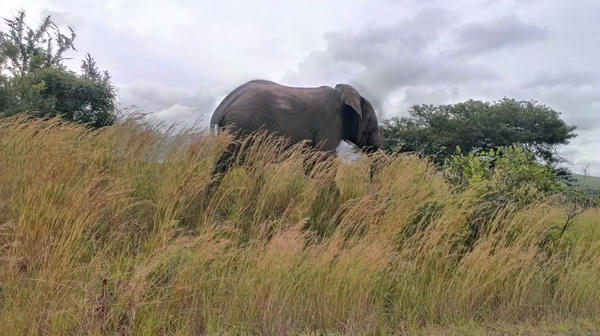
[2,0,599,175]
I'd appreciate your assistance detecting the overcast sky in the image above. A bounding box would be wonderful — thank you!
[2,0,599,175]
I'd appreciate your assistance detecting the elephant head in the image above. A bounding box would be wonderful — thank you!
[335,84,384,153]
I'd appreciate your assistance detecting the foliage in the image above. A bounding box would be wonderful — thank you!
[0,65,115,127]
[0,10,75,76]
[444,145,563,201]
[0,117,599,335]
[443,146,598,249]
[0,11,115,127]
[382,98,577,165]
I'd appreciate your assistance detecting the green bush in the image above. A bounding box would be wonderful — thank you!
[444,145,563,202]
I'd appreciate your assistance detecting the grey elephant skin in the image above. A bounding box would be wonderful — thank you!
[206,80,384,194]
[210,79,383,152]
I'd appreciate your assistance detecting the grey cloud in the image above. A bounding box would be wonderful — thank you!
[403,86,461,105]
[578,132,600,146]
[558,139,600,176]
[559,146,579,158]
[322,8,454,64]
[523,71,599,88]
[283,8,496,113]
[563,156,600,177]
[524,86,599,132]
[452,15,546,56]
[42,9,87,30]
[557,148,600,176]
[152,104,200,128]
[118,81,218,126]
[378,86,462,120]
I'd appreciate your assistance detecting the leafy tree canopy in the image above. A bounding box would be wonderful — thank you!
[382,98,577,165]
[0,11,115,128]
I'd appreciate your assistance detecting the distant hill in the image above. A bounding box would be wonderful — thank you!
[571,173,600,195]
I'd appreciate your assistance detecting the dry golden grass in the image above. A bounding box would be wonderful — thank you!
[0,116,598,335]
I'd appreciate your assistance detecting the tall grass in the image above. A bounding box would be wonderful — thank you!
[0,116,598,335]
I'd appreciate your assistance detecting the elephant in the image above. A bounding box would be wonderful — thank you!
[210,79,383,152]
[207,79,384,193]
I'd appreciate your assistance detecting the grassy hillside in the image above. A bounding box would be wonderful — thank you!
[0,116,599,335]
[572,173,600,196]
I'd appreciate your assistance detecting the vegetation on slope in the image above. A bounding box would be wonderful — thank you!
[572,173,600,196]
[0,116,599,335]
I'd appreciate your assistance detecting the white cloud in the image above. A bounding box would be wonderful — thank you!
[117,80,219,126]
[152,104,198,126]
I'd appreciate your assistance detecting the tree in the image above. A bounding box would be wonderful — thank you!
[0,11,115,128]
[0,10,75,76]
[382,98,577,165]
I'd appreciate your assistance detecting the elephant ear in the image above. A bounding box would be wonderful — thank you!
[335,84,362,119]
